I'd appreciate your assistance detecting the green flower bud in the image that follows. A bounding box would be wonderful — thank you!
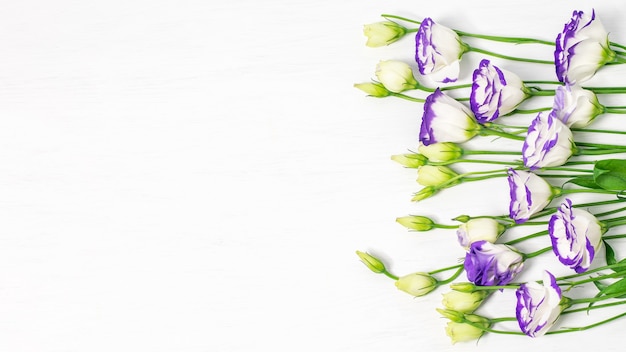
[391,153,427,168]
[435,308,464,323]
[444,314,490,344]
[418,142,463,162]
[363,21,407,47]
[395,215,435,231]
[355,251,386,274]
[449,282,477,293]
[375,60,418,93]
[442,290,488,313]
[411,186,437,202]
[395,272,438,297]
[452,215,471,223]
[417,165,459,187]
[354,82,390,97]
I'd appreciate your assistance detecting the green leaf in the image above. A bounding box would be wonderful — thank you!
[593,280,607,292]
[565,176,602,189]
[589,277,626,310]
[606,241,617,267]
[594,159,626,191]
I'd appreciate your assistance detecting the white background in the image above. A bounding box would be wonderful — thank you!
[2,0,626,351]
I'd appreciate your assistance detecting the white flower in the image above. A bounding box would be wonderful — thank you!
[363,21,407,47]
[415,17,469,83]
[516,271,565,337]
[442,290,488,313]
[555,10,615,84]
[507,169,556,224]
[416,165,459,187]
[375,60,418,93]
[522,113,575,170]
[549,198,604,273]
[456,218,505,250]
[419,89,480,146]
[417,142,463,162]
[551,84,604,128]
[470,59,529,122]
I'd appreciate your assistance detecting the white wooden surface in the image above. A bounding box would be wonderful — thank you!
[1,0,626,351]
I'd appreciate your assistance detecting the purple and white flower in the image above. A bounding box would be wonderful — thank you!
[464,241,524,286]
[470,59,529,123]
[555,10,615,84]
[507,169,555,224]
[549,198,604,273]
[456,218,505,250]
[551,84,604,128]
[419,89,480,146]
[375,60,418,93]
[415,18,469,83]
[516,271,564,338]
[522,112,575,170]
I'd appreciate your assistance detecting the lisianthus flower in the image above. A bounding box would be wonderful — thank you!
[416,165,459,187]
[555,9,615,84]
[522,112,575,170]
[375,60,419,93]
[507,169,556,224]
[549,198,604,273]
[551,83,604,128]
[464,241,524,286]
[415,18,469,83]
[442,290,488,314]
[419,89,480,146]
[470,59,530,123]
[417,142,463,162]
[516,271,564,337]
[363,21,407,47]
[395,272,438,296]
[457,218,506,250]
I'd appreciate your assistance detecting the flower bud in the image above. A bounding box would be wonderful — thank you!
[452,215,471,223]
[396,215,435,231]
[436,308,464,323]
[391,153,427,168]
[355,251,386,274]
[363,21,407,47]
[456,218,506,250]
[418,142,463,162]
[417,165,459,187]
[449,282,477,293]
[375,60,418,93]
[411,186,437,202]
[395,272,438,297]
[354,82,390,97]
[442,290,488,313]
[444,314,490,344]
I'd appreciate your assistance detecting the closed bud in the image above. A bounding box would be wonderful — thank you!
[355,251,386,274]
[391,153,427,168]
[354,82,390,97]
[444,314,490,344]
[435,308,464,323]
[395,215,435,231]
[411,186,438,202]
[418,142,463,162]
[363,21,407,47]
[375,60,418,93]
[449,282,477,293]
[395,272,438,297]
[442,290,488,313]
[417,165,459,187]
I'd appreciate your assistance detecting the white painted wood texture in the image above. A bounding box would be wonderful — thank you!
[2,0,626,351]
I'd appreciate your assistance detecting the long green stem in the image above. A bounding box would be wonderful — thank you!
[504,230,549,246]
[523,246,552,259]
[428,264,463,275]
[467,46,554,65]
[438,266,465,285]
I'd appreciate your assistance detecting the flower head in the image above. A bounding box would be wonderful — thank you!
[442,290,488,313]
[363,21,407,47]
[549,198,604,273]
[456,218,506,250]
[464,241,524,286]
[470,59,530,123]
[396,215,435,231]
[507,169,556,224]
[418,142,463,162]
[419,89,480,146]
[516,271,565,337]
[395,272,438,296]
[375,60,418,93]
[522,112,575,170]
[555,10,615,84]
[551,84,604,128]
[415,18,469,83]
[438,310,491,344]
[416,165,459,187]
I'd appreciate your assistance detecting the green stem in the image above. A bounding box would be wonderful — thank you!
[428,264,463,275]
[504,230,549,246]
[383,271,399,281]
[556,262,626,282]
[512,107,552,114]
[559,188,621,196]
[438,266,465,285]
[604,107,626,114]
[463,150,521,156]
[388,92,425,103]
[563,299,626,314]
[478,127,526,141]
[523,246,552,259]
[546,312,626,335]
[467,46,554,65]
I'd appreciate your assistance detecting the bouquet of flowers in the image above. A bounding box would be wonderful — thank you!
[355,9,626,343]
